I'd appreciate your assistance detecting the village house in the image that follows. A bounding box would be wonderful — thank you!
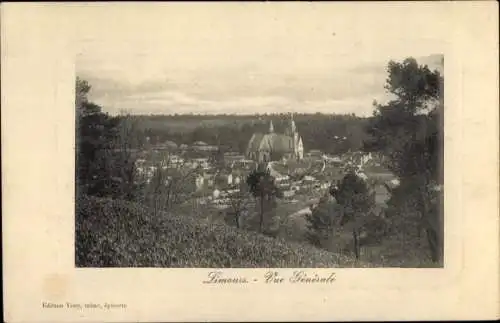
[153,140,178,151]
[233,174,242,185]
[224,152,246,161]
[282,189,295,198]
[213,171,233,189]
[303,175,316,182]
[276,177,291,189]
[230,159,256,170]
[157,154,184,168]
[212,188,221,199]
[204,172,216,188]
[306,149,323,158]
[192,141,219,152]
[191,157,210,169]
[194,174,205,191]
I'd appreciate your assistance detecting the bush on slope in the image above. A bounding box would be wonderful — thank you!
[76,195,366,268]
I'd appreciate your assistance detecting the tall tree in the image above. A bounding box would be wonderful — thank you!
[109,113,143,200]
[76,77,117,197]
[363,57,444,263]
[246,165,282,233]
[332,172,375,259]
[75,77,139,200]
[305,194,342,248]
[224,182,253,229]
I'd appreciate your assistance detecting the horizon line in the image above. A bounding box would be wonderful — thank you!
[111,111,371,118]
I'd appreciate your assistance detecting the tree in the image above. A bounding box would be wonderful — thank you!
[138,158,201,215]
[332,172,375,259]
[223,182,253,229]
[108,113,144,200]
[305,195,342,248]
[75,77,120,198]
[363,57,444,263]
[210,144,226,171]
[75,77,95,119]
[75,77,141,201]
[246,166,283,234]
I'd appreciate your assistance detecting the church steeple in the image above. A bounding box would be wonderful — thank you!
[269,120,274,133]
[284,112,297,137]
[289,112,297,133]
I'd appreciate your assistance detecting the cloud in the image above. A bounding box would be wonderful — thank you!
[95,87,386,117]
[78,53,443,116]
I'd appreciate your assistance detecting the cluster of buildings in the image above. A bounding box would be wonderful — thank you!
[133,141,257,209]
[133,114,396,213]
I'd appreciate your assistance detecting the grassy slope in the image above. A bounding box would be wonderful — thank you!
[278,200,440,268]
[76,196,369,268]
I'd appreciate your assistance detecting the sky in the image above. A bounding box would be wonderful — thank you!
[75,4,445,117]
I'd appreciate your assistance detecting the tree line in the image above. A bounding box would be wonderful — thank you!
[120,113,370,155]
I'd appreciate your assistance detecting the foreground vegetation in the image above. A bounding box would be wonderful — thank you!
[75,195,368,268]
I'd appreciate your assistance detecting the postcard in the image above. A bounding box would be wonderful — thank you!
[2,2,498,322]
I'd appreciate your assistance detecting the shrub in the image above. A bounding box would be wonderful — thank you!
[305,199,342,247]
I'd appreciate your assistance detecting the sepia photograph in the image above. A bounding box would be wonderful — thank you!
[75,15,444,269]
[3,2,499,322]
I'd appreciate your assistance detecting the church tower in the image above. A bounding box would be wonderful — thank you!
[284,113,298,160]
[269,120,274,133]
[290,113,297,134]
[285,112,296,136]
[287,113,303,160]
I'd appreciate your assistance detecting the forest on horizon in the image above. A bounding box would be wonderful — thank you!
[119,112,371,155]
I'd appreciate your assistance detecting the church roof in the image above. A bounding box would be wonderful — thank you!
[247,132,295,153]
[247,133,266,152]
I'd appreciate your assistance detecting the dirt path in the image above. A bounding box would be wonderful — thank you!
[289,206,312,219]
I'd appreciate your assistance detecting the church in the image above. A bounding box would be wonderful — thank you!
[246,114,304,162]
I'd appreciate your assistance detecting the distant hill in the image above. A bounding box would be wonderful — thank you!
[76,195,367,267]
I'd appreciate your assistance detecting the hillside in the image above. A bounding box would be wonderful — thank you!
[76,196,368,268]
